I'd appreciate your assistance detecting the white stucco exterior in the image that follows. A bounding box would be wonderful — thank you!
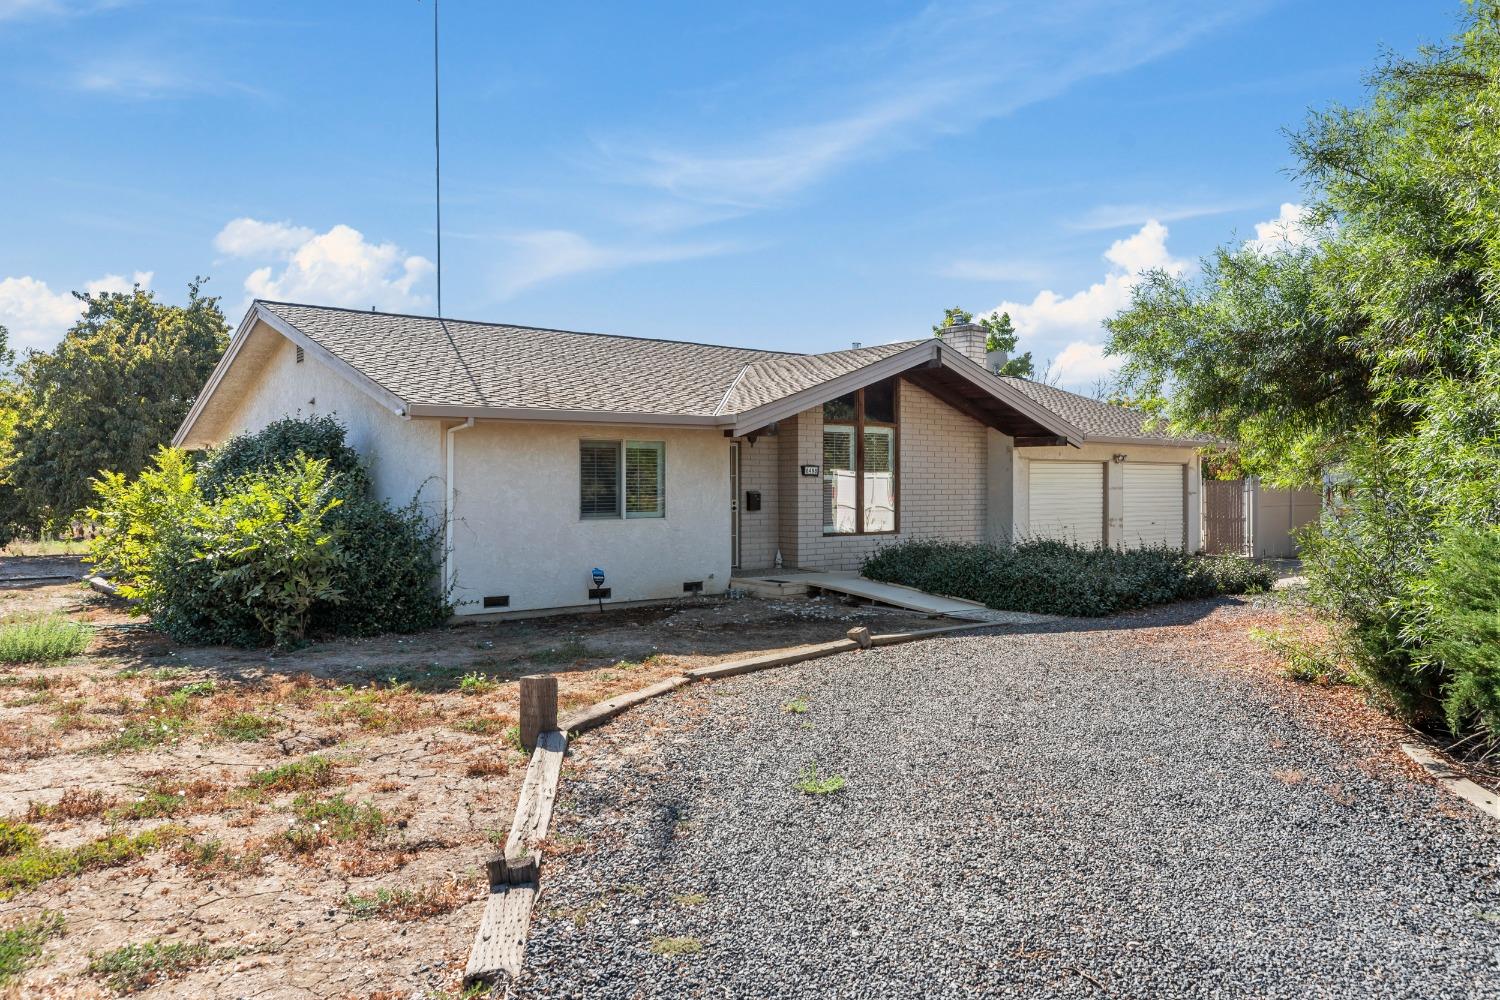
[206,326,444,512]
[185,315,1206,621]
[445,420,731,614]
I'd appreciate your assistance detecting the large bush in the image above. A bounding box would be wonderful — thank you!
[88,417,446,647]
[1101,7,1500,747]
[862,539,1272,618]
[199,416,445,637]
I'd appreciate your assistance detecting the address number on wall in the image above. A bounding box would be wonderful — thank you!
[800,464,820,477]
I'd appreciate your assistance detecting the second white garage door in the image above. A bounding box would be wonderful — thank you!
[1123,463,1185,549]
[1028,461,1105,545]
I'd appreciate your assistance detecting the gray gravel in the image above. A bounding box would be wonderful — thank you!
[513,601,1500,999]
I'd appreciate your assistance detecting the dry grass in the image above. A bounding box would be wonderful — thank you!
[343,877,469,921]
[0,575,937,994]
[26,786,112,822]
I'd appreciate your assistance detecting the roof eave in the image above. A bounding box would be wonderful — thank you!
[172,302,412,450]
[404,403,727,427]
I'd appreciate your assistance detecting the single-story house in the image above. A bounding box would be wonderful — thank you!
[173,301,1211,616]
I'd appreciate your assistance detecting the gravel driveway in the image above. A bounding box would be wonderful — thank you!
[514,601,1500,999]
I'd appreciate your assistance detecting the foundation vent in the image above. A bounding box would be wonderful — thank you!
[482,595,509,609]
[682,581,703,593]
[588,587,611,600]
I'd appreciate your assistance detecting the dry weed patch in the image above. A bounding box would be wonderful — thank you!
[281,793,389,855]
[343,876,467,920]
[0,910,65,987]
[0,824,181,899]
[86,938,251,994]
[26,787,112,822]
[171,836,264,877]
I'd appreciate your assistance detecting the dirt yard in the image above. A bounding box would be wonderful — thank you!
[0,558,938,998]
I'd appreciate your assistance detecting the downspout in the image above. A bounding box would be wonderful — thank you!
[444,418,476,599]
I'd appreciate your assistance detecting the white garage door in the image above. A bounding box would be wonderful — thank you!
[1028,461,1104,545]
[1124,463,1185,549]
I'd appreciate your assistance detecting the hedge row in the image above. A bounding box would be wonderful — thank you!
[861,538,1274,618]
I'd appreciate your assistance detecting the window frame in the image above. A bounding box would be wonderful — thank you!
[579,439,667,521]
[822,381,900,537]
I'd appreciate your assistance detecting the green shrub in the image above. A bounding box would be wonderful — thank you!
[0,911,64,986]
[861,539,1273,618]
[0,616,93,664]
[87,417,447,648]
[1413,526,1500,741]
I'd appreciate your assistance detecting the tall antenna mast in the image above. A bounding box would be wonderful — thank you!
[432,0,443,318]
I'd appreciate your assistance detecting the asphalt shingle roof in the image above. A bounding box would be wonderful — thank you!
[716,341,923,414]
[256,301,1200,443]
[260,301,785,416]
[1001,377,1209,444]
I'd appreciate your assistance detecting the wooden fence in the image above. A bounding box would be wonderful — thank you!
[1203,479,1247,555]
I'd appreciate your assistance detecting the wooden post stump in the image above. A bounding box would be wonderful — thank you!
[846,626,873,649]
[518,674,558,751]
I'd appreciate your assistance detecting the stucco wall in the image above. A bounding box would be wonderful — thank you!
[447,421,731,614]
[215,334,444,511]
[774,379,990,573]
[1013,442,1202,552]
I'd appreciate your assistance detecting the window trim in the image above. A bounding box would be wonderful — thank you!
[822,381,900,536]
[579,439,667,521]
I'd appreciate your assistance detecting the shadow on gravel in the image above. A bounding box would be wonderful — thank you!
[966,594,1241,638]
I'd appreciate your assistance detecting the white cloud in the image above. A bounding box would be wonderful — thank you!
[493,229,739,298]
[940,257,1052,284]
[0,0,128,20]
[606,2,1263,211]
[72,56,260,100]
[1244,202,1318,254]
[216,220,433,312]
[1048,342,1116,384]
[214,218,315,258]
[984,220,1186,389]
[1068,199,1253,231]
[0,270,152,352]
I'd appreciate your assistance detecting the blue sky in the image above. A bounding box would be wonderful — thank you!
[0,0,1455,388]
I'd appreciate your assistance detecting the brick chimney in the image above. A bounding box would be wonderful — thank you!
[940,321,989,368]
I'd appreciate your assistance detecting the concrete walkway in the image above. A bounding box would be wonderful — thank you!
[733,570,1051,624]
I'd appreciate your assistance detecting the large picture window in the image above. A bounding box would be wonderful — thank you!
[581,440,665,519]
[822,380,899,535]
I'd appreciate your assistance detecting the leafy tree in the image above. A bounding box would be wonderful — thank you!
[931,307,1035,376]
[1104,2,1500,742]
[9,281,228,530]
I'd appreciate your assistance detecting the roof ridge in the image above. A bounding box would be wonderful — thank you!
[256,299,798,357]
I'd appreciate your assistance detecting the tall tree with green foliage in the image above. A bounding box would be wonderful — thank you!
[1104,1,1500,743]
[932,307,1035,376]
[8,281,228,532]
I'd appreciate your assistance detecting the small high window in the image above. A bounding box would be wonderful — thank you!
[580,440,666,520]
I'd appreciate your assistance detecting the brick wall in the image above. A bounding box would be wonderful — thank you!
[781,379,989,572]
[735,435,780,569]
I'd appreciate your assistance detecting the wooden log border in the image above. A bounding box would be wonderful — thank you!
[462,616,1006,985]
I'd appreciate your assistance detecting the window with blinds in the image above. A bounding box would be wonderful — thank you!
[625,442,665,518]
[823,425,856,533]
[862,426,895,532]
[581,440,666,520]
[580,441,621,519]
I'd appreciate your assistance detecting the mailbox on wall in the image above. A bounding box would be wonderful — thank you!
[745,490,761,512]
